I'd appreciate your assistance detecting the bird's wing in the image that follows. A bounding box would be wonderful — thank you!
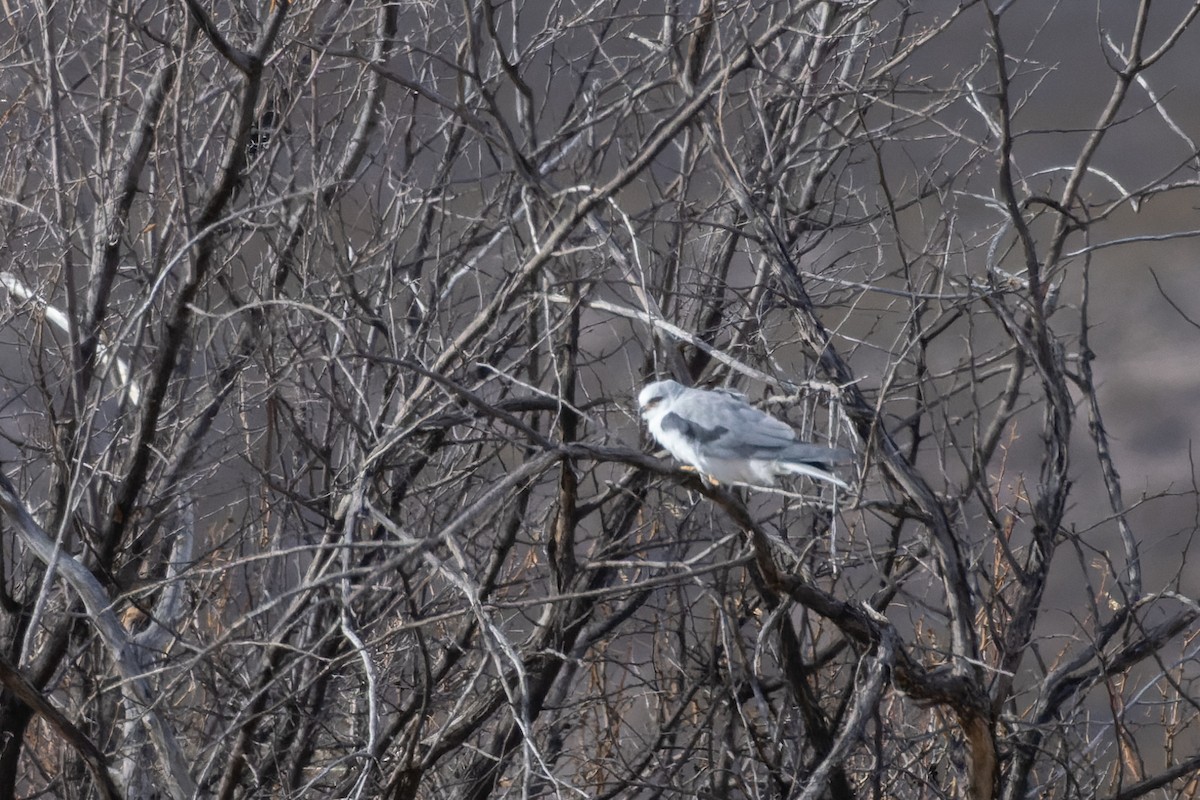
[662,390,798,458]
[658,410,729,445]
[666,389,852,467]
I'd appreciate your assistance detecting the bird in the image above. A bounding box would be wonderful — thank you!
[637,379,852,490]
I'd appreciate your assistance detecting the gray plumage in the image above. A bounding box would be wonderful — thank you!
[638,379,852,489]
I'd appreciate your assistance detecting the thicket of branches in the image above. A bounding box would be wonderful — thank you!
[0,1,1198,798]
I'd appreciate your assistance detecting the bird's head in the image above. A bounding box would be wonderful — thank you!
[637,380,684,422]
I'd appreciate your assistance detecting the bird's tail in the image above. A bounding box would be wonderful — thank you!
[779,458,852,491]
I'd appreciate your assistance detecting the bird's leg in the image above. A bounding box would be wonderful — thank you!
[677,465,721,486]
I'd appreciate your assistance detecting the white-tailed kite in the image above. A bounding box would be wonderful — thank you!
[638,379,852,490]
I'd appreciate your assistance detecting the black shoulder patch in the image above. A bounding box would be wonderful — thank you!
[661,412,727,443]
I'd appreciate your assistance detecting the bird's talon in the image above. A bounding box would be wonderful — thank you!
[677,464,719,486]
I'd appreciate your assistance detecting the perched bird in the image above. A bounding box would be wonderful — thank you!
[637,379,852,490]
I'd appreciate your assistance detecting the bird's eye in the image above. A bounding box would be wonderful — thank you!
[641,397,660,410]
